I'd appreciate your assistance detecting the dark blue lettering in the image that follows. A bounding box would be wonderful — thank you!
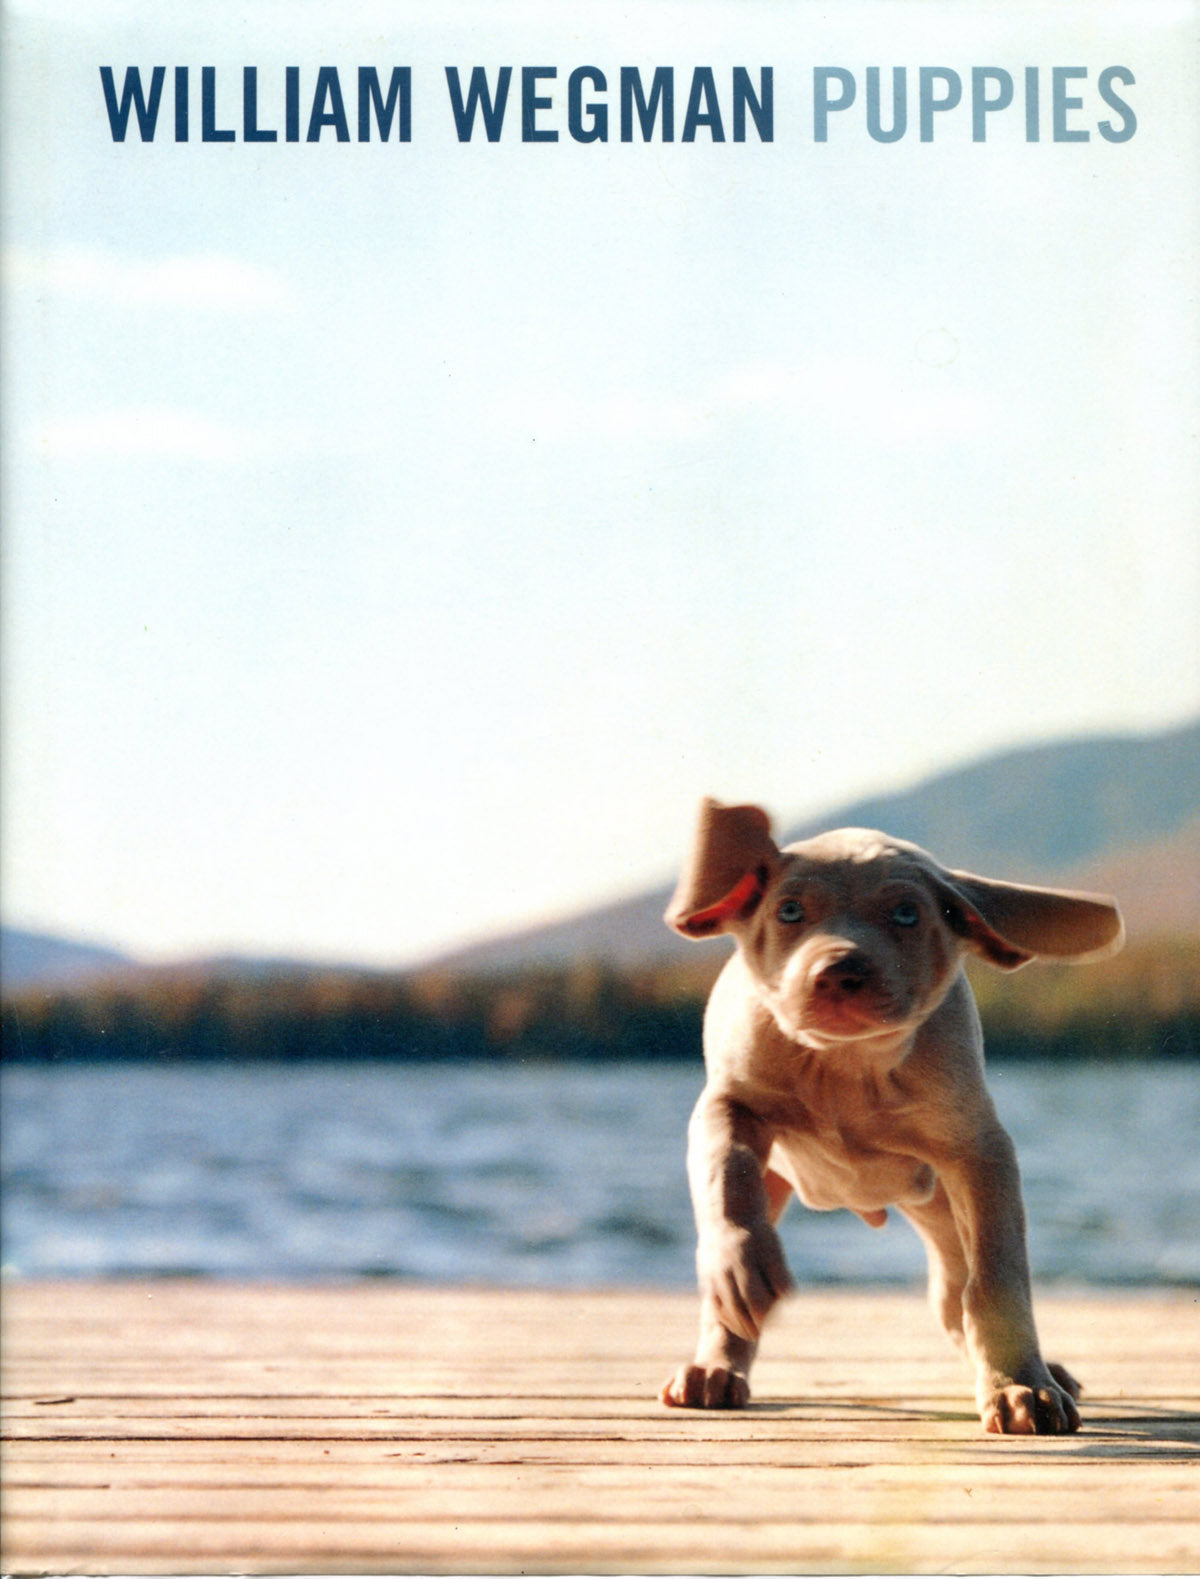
[568,67,607,142]
[522,67,557,142]
[243,67,276,142]
[682,68,723,142]
[358,67,411,141]
[99,65,164,141]
[174,66,188,142]
[445,67,512,141]
[308,67,350,141]
[202,67,235,142]
[286,67,300,142]
[620,67,673,142]
[732,66,772,142]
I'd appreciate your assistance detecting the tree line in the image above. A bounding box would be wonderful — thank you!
[2,937,1197,1065]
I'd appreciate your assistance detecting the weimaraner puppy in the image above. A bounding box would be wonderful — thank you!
[660,798,1123,1434]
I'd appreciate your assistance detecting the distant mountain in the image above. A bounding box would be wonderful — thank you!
[4,718,1197,994]
[429,717,1200,972]
[1051,816,1200,940]
[0,928,138,993]
[0,932,373,996]
[780,719,1200,875]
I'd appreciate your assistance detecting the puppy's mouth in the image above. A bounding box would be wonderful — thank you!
[799,989,904,1037]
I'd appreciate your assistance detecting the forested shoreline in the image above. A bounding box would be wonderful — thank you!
[3,937,1197,1064]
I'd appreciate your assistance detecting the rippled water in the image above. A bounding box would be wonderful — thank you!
[2,1061,1197,1285]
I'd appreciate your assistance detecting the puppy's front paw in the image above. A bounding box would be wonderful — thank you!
[698,1220,792,1342]
[661,1362,750,1410]
[981,1376,1081,1435]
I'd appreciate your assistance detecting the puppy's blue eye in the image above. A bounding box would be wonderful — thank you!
[777,899,806,924]
[892,901,920,928]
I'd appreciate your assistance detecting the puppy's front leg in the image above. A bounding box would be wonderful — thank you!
[943,1127,1081,1435]
[661,1092,792,1409]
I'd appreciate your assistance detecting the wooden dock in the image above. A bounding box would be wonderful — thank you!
[2,1281,1198,1575]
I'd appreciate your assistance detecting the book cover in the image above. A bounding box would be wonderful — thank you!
[2,9,1199,1572]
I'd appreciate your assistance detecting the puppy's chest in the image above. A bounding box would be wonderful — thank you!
[755,1078,935,1214]
[768,1126,935,1214]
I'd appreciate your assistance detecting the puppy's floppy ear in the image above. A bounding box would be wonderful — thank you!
[932,867,1125,971]
[665,798,780,938]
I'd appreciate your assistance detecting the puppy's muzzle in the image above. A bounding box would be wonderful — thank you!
[789,944,905,1036]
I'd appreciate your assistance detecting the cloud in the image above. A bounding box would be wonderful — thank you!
[4,246,297,312]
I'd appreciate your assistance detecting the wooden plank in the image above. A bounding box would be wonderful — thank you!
[7,1437,1198,1476]
[1,1515,1198,1577]
[6,1470,1200,1521]
[3,1282,1198,1575]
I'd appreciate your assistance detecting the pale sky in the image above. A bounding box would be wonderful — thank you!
[3,0,1198,968]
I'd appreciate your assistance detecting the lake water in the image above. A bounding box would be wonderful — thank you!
[2,1061,1198,1286]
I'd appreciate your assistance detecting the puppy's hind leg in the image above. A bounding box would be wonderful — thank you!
[900,1179,970,1355]
[903,1171,1082,1430]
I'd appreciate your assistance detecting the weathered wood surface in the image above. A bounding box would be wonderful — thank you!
[2,1282,1198,1575]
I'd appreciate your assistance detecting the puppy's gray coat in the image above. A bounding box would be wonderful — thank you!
[660,798,1123,1434]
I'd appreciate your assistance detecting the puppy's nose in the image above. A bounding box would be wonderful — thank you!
[813,951,872,997]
